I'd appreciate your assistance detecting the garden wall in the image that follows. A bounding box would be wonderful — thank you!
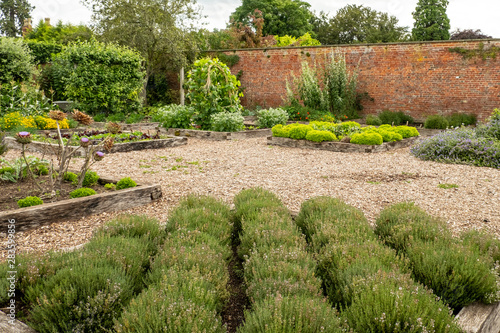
[224,39,500,122]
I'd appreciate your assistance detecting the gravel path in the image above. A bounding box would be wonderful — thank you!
[2,136,499,259]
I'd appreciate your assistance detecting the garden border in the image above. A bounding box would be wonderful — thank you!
[5,136,187,156]
[267,136,419,153]
[0,175,162,232]
[165,128,271,141]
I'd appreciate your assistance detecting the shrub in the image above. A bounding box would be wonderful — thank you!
[104,183,116,190]
[154,104,194,129]
[0,38,36,84]
[447,112,477,127]
[24,262,134,332]
[333,121,362,138]
[392,125,418,138]
[94,215,163,247]
[239,296,342,333]
[305,129,337,142]
[50,40,145,115]
[461,229,500,265]
[17,196,43,208]
[350,132,383,145]
[186,57,242,130]
[80,171,100,187]
[288,124,313,140]
[424,114,449,129]
[271,124,289,137]
[116,177,137,190]
[476,110,500,140]
[69,187,96,198]
[24,40,63,65]
[0,82,53,118]
[378,110,414,126]
[309,121,336,132]
[365,114,382,126]
[210,111,245,132]
[63,171,77,183]
[256,107,289,128]
[410,128,500,169]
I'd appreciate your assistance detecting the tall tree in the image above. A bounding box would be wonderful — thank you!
[412,0,450,41]
[312,6,409,45]
[230,0,313,37]
[82,0,201,102]
[0,0,34,37]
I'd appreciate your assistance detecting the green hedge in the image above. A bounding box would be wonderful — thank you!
[25,40,63,64]
[375,202,500,310]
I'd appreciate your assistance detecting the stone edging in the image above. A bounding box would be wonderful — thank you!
[267,136,419,153]
[5,136,187,157]
[165,128,271,141]
[0,176,162,232]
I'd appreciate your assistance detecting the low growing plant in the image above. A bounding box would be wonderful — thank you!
[116,177,137,190]
[210,111,245,132]
[447,112,477,127]
[154,104,194,129]
[17,196,43,208]
[424,114,449,129]
[365,114,382,126]
[305,129,337,142]
[350,132,383,145]
[256,107,289,128]
[69,187,97,198]
[378,110,414,126]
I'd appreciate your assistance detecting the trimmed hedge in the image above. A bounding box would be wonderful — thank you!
[375,202,500,310]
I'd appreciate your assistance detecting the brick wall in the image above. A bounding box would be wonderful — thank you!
[225,40,500,122]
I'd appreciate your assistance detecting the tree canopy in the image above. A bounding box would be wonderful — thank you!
[25,19,93,44]
[412,0,450,41]
[450,29,492,40]
[230,0,314,37]
[0,0,33,37]
[312,5,409,45]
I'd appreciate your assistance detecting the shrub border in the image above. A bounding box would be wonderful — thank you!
[0,175,162,232]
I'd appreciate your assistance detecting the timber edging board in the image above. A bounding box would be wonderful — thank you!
[0,176,162,232]
[165,128,271,141]
[5,136,187,157]
[267,136,419,153]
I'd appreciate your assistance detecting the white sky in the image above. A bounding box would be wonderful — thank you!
[30,0,500,38]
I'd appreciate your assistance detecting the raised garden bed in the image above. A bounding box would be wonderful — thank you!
[4,135,187,157]
[267,136,419,153]
[0,175,161,232]
[165,128,271,141]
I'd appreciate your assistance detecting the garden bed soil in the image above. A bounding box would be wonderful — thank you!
[267,136,419,153]
[165,128,271,140]
[0,175,161,232]
[4,136,187,157]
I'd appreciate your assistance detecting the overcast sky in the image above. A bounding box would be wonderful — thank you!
[30,0,500,38]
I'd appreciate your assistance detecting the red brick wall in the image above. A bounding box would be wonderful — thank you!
[225,40,500,122]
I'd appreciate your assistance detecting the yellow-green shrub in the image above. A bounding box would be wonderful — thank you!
[305,129,337,142]
[351,132,383,145]
[288,124,313,140]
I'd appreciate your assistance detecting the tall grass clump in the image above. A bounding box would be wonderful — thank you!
[286,52,360,119]
[234,188,343,332]
[376,202,500,311]
[296,196,462,331]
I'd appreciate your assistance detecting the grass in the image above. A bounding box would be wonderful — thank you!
[438,183,459,189]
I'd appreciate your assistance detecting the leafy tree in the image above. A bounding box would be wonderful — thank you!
[231,0,314,37]
[0,0,33,37]
[312,6,409,45]
[412,0,450,41]
[0,37,35,83]
[450,29,492,40]
[25,19,93,44]
[82,0,202,103]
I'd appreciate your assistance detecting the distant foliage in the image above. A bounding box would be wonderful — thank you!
[378,110,414,126]
[24,40,63,64]
[274,33,320,47]
[412,0,450,41]
[424,114,449,129]
[25,19,93,45]
[450,29,492,40]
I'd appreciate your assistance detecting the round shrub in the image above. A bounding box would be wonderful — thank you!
[70,187,97,198]
[424,115,449,129]
[116,177,137,190]
[154,104,194,129]
[63,171,78,183]
[393,125,415,139]
[18,196,43,208]
[309,121,336,132]
[256,107,289,128]
[288,124,313,140]
[210,111,245,132]
[0,38,36,84]
[351,132,383,145]
[81,171,100,187]
[271,124,289,137]
[365,114,382,126]
[305,130,337,142]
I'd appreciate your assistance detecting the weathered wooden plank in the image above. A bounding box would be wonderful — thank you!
[0,311,36,333]
[456,301,500,333]
[267,136,418,153]
[166,128,271,141]
[0,184,162,232]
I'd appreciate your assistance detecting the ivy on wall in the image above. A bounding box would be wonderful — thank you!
[449,42,500,60]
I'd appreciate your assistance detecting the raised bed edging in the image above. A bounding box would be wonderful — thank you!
[5,136,187,156]
[0,176,162,232]
[165,128,271,141]
[267,136,419,153]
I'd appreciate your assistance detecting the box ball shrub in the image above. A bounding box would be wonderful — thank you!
[63,171,77,183]
[18,196,43,208]
[424,115,449,129]
[288,124,313,140]
[305,129,337,142]
[70,187,97,198]
[350,132,383,145]
[365,114,382,126]
[116,177,137,190]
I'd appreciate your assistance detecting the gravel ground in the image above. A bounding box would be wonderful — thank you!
[1,136,499,259]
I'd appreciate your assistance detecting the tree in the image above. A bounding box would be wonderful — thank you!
[312,5,409,45]
[412,0,450,41]
[450,29,492,40]
[0,0,33,37]
[230,0,314,37]
[25,19,93,44]
[82,0,202,103]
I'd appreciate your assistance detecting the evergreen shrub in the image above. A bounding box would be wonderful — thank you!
[350,132,383,145]
[424,114,449,129]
